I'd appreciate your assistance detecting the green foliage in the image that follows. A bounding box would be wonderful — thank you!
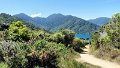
[90,13,120,63]
[0,41,28,68]
[24,22,36,29]
[8,21,31,41]
[0,31,5,41]
[48,29,84,52]
[61,29,75,45]
[49,32,64,43]
[27,29,50,46]
[72,38,83,47]
[0,13,18,24]
[27,40,67,68]
[0,62,8,68]
[72,38,84,52]
[0,13,37,30]
[0,13,94,68]
[49,29,75,46]
[90,32,101,51]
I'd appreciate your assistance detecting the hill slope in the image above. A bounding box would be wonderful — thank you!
[15,13,100,33]
[88,17,110,26]
[51,15,99,33]
[0,13,36,29]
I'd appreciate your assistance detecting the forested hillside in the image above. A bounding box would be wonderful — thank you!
[0,13,18,24]
[90,13,120,63]
[15,13,100,33]
[88,17,110,26]
[0,13,36,29]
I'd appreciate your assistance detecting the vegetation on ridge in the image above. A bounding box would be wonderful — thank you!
[15,13,100,33]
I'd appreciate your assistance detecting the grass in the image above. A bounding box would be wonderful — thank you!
[83,62,101,68]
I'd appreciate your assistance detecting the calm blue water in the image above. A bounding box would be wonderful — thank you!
[75,33,91,40]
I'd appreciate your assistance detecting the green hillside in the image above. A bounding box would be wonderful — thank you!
[15,13,100,33]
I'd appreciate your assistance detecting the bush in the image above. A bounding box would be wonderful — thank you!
[46,29,84,53]
[26,40,66,68]
[49,32,64,43]
[0,62,8,68]
[0,41,28,68]
[72,38,84,52]
[8,21,31,41]
[0,19,93,68]
[90,13,120,63]
[0,39,84,68]
[61,29,75,45]
[48,29,76,47]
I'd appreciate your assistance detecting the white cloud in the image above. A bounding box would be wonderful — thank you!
[31,13,42,17]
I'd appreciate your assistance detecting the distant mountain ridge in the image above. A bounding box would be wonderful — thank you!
[88,17,110,26]
[15,13,100,33]
[0,13,36,29]
[14,13,45,28]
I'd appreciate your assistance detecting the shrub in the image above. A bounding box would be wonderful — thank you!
[8,21,31,41]
[49,29,76,47]
[90,13,120,63]
[0,62,8,68]
[49,32,64,43]
[61,29,75,45]
[0,41,28,68]
[72,38,84,52]
[26,40,65,68]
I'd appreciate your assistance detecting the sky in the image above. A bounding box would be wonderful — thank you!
[0,0,120,20]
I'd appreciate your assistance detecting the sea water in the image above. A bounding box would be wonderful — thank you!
[75,33,91,40]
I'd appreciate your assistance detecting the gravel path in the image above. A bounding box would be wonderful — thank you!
[76,46,120,68]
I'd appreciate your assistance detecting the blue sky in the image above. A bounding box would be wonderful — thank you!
[0,0,120,19]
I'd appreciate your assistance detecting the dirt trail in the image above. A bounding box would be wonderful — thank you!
[76,45,120,68]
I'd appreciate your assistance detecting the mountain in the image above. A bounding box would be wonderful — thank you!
[32,13,66,30]
[0,13,36,29]
[14,13,45,29]
[15,13,34,23]
[88,17,110,26]
[15,13,100,33]
[0,13,19,24]
[51,15,99,33]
